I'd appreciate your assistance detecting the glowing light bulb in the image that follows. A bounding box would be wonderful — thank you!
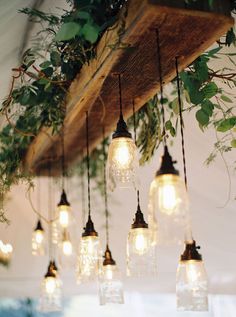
[76,235,101,282]
[186,261,200,283]
[132,228,150,255]
[45,276,57,294]
[113,139,131,167]
[32,220,45,256]
[107,137,138,190]
[58,206,70,228]
[176,241,208,311]
[35,230,44,244]
[104,265,114,280]
[159,182,177,212]
[62,239,72,256]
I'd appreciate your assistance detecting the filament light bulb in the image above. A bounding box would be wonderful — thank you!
[134,228,150,255]
[107,115,138,191]
[176,241,208,311]
[104,264,114,280]
[76,216,101,283]
[45,276,57,294]
[57,190,71,228]
[149,146,188,218]
[129,227,150,255]
[58,206,70,228]
[35,230,44,244]
[32,220,45,256]
[99,247,124,305]
[62,239,72,256]
[39,260,62,312]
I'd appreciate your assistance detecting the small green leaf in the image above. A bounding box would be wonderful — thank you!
[220,95,233,103]
[81,23,100,43]
[37,78,49,85]
[50,51,61,66]
[39,61,51,68]
[206,46,222,57]
[196,109,209,126]
[226,28,236,47]
[202,82,218,99]
[55,22,81,41]
[77,11,91,20]
[217,117,236,132]
[231,139,236,148]
[201,100,214,117]
[170,97,179,114]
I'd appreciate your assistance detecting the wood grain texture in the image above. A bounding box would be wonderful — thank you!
[23,0,233,175]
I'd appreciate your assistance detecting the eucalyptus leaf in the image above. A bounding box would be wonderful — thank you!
[81,23,100,43]
[217,117,236,132]
[196,109,209,126]
[55,22,81,41]
[231,139,236,148]
[220,95,233,103]
[202,82,218,99]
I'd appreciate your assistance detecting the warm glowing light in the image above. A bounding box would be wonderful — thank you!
[32,229,45,256]
[99,264,124,305]
[62,239,72,256]
[150,174,188,216]
[35,230,44,244]
[176,260,208,311]
[58,205,70,228]
[130,228,150,255]
[113,139,132,167]
[107,137,138,190]
[45,276,57,294]
[159,183,177,211]
[104,265,114,280]
[76,236,101,282]
[186,261,200,283]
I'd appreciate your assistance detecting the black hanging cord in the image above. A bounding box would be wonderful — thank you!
[155,28,166,145]
[81,155,85,226]
[132,100,137,145]
[137,189,140,207]
[86,111,91,217]
[48,163,52,261]
[37,173,41,219]
[118,73,123,118]
[102,126,109,247]
[61,124,65,190]
[175,57,188,190]
[132,100,140,206]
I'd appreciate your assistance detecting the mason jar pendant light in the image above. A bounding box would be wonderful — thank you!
[32,219,45,256]
[58,228,75,270]
[107,73,138,191]
[174,57,208,311]
[127,190,156,277]
[57,126,72,229]
[77,112,101,283]
[99,127,124,305]
[176,240,208,311]
[149,30,188,244]
[39,172,62,312]
[61,229,73,256]
[127,101,156,277]
[40,259,62,312]
[32,178,45,256]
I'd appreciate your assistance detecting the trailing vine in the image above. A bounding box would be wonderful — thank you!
[0,0,235,223]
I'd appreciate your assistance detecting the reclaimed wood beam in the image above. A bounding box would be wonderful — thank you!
[23,0,233,175]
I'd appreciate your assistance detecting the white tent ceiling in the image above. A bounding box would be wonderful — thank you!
[0,0,235,304]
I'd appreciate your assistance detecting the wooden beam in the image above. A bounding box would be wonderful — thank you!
[23,0,233,175]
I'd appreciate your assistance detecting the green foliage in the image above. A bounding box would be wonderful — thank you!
[0,0,235,224]
[0,0,125,202]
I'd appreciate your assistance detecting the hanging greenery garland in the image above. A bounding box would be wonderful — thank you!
[0,0,235,223]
